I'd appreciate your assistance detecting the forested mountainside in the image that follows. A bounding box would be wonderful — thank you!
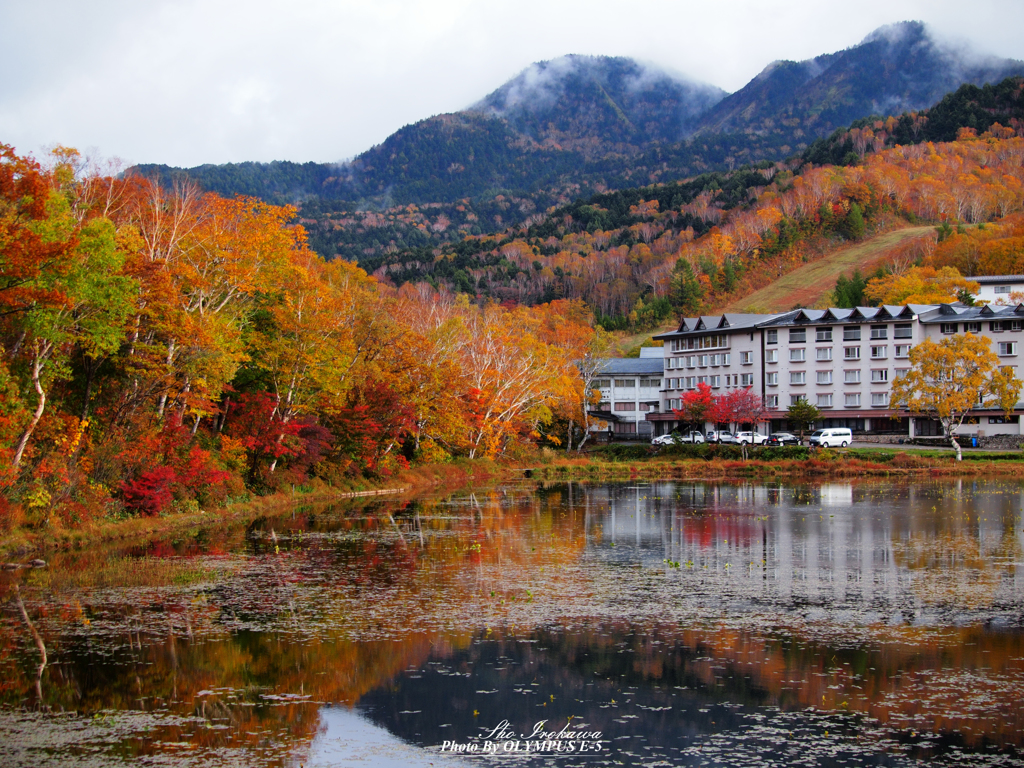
[362,123,1024,330]
[695,21,1023,142]
[316,76,1024,320]
[804,76,1024,166]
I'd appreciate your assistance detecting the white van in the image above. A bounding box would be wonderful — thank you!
[808,428,852,448]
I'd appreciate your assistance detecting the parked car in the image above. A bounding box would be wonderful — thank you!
[765,432,801,446]
[735,431,767,445]
[705,430,722,443]
[808,428,852,448]
[716,432,740,445]
[652,431,704,446]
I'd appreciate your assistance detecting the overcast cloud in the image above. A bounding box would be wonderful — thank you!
[2,0,1022,167]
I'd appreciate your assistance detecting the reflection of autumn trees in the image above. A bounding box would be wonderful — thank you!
[894,528,1021,608]
[522,620,1024,751]
[0,488,590,761]
[3,480,1024,759]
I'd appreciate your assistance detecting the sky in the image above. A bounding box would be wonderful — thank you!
[2,0,1023,168]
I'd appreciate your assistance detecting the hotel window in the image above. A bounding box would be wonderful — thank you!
[895,368,909,379]
[791,348,806,362]
[991,321,1005,332]
[843,326,861,341]
[765,395,779,408]
[817,394,833,408]
[790,395,806,406]
[740,373,755,386]
[817,371,833,384]
[766,349,778,363]
[593,379,610,389]
[844,370,861,383]
[740,351,753,364]
[614,402,636,411]
[790,328,807,343]
[684,377,696,389]
[698,355,709,367]
[999,342,1017,356]
[711,354,722,366]
[894,324,913,339]
[870,369,889,383]
[640,378,661,388]
[871,392,890,406]
[1014,321,1023,331]
[711,376,721,388]
[816,327,833,342]
[941,323,958,334]
[614,379,635,388]
[790,371,806,385]
[845,393,861,407]
[766,372,778,386]
[870,325,888,340]
[766,330,778,344]
[666,357,676,369]
[965,322,981,333]
[871,345,887,359]
[895,345,911,358]
[816,347,833,361]
[844,347,861,360]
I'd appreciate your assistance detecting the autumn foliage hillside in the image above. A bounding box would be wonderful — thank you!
[0,144,607,530]
[365,126,1024,328]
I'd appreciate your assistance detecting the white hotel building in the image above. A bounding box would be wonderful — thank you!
[646,303,1024,440]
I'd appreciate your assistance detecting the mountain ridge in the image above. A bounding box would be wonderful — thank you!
[130,21,1024,267]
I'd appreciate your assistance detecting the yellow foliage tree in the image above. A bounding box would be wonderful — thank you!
[890,334,1022,460]
[863,266,980,306]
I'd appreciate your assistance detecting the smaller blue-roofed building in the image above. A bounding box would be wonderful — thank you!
[589,352,664,439]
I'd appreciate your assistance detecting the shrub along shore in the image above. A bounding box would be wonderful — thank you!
[0,459,503,560]
[529,443,1024,481]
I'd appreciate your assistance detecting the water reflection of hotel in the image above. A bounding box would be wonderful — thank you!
[583,482,1024,613]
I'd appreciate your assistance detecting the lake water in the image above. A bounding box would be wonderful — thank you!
[2,479,1024,767]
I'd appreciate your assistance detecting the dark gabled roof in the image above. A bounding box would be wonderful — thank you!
[917,303,1024,324]
[790,309,824,324]
[595,358,663,376]
[819,308,854,323]
[972,275,1024,284]
[653,312,781,339]
[758,304,942,328]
